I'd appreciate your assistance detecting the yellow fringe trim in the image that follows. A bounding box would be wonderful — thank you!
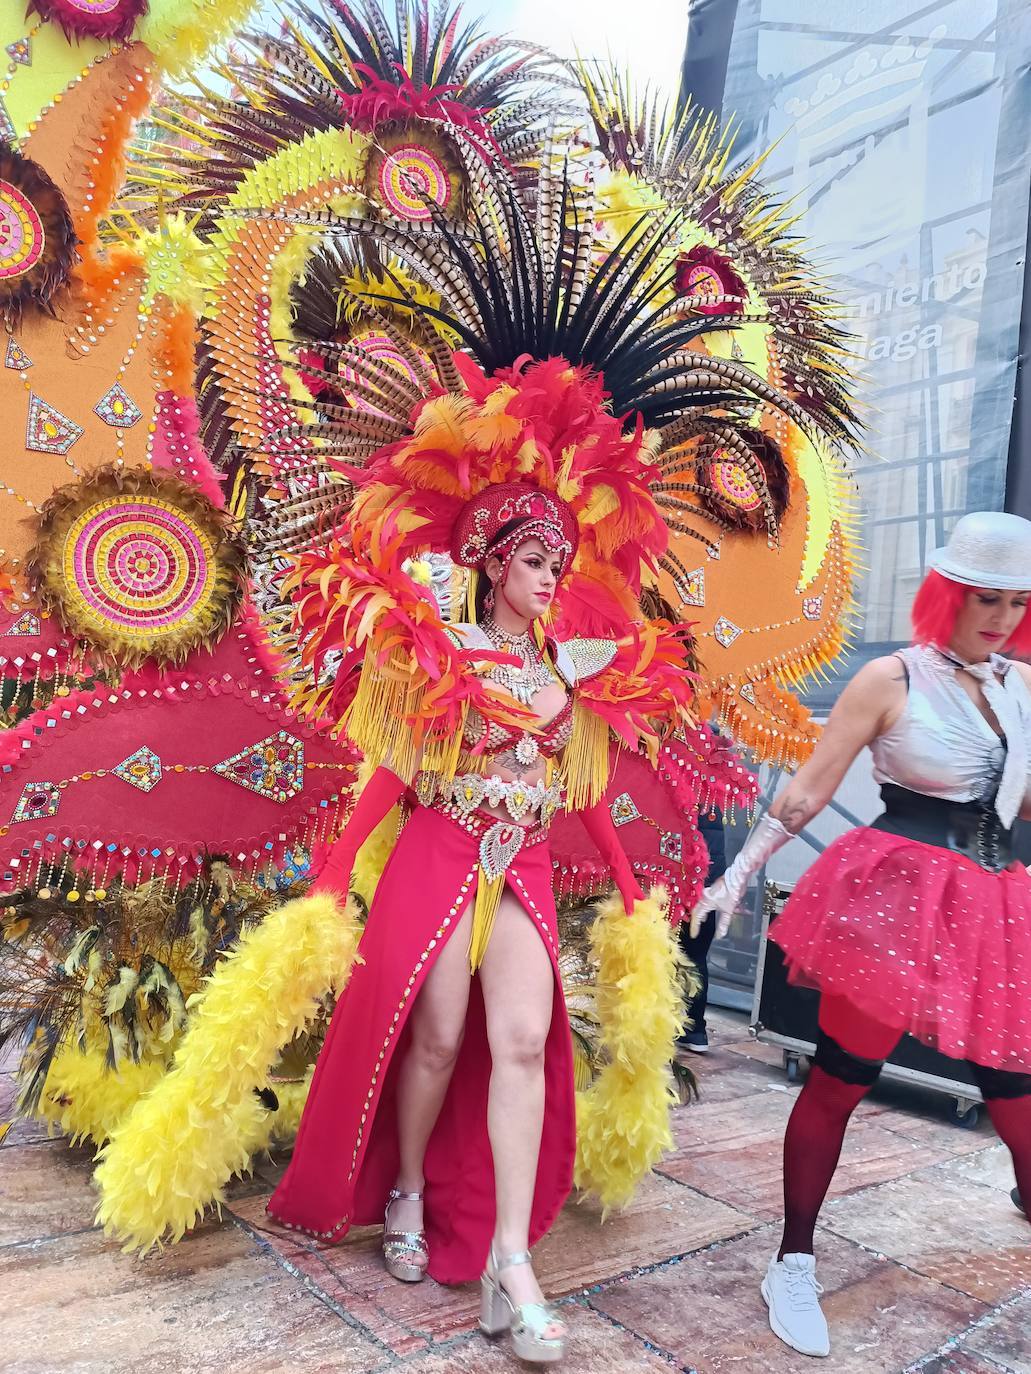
[562,702,612,810]
[94,893,361,1253]
[574,886,682,1213]
[468,868,503,972]
[345,647,467,785]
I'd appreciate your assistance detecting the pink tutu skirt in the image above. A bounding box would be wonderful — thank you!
[772,827,1031,1071]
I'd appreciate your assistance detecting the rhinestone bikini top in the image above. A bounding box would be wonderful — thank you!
[463,697,574,763]
[443,623,617,769]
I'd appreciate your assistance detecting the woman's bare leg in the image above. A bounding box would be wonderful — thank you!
[390,903,473,1264]
[479,889,563,1336]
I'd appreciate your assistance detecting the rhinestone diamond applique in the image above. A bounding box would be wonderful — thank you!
[26,394,83,455]
[12,781,61,824]
[113,746,162,793]
[4,338,31,371]
[95,383,143,429]
[802,596,824,620]
[682,567,706,607]
[659,830,684,862]
[714,616,742,648]
[2,612,40,636]
[214,731,305,803]
[610,792,641,827]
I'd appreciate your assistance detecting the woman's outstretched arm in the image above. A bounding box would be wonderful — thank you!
[691,657,907,936]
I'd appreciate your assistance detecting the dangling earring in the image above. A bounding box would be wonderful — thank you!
[484,579,495,616]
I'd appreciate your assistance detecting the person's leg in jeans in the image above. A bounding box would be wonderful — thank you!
[678,909,716,1043]
[678,813,725,1049]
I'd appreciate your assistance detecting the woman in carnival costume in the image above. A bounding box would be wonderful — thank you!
[693,510,1031,1358]
[267,355,697,1365]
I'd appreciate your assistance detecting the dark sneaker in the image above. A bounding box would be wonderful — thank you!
[1013,1187,1025,1215]
[676,1028,710,1054]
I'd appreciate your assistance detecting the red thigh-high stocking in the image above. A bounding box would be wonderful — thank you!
[778,994,904,1258]
[968,1064,1031,1225]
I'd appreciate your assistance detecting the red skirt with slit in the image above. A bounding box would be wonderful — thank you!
[771,826,1031,1071]
[266,804,576,1283]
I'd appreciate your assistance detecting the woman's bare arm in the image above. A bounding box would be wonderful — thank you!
[769,656,908,835]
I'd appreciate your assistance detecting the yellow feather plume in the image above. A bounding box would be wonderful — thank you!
[94,892,361,1253]
[574,886,683,1212]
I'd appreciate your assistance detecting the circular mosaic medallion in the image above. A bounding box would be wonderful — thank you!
[339,329,433,416]
[0,148,74,316]
[0,181,45,281]
[29,468,246,666]
[377,143,453,221]
[682,263,724,299]
[66,497,215,635]
[28,0,146,41]
[695,430,789,535]
[708,451,763,512]
[674,245,747,316]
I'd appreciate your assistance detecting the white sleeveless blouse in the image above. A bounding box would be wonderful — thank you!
[869,645,1031,827]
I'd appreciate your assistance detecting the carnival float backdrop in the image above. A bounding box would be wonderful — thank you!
[0,0,857,1249]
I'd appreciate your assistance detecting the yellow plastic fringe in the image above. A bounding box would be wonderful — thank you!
[345,646,467,785]
[574,886,683,1213]
[140,0,263,77]
[94,893,361,1253]
[562,703,613,810]
[37,1048,168,1147]
[468,869,503,972]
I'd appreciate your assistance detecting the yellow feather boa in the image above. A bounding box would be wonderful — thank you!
[574,887,683,1212]
[38,1048,168,1147]
[95,893,360,1252]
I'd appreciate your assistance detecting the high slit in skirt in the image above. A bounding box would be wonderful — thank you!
[267,803,576,1283]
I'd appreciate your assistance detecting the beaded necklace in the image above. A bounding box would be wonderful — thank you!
[480,616,555,706]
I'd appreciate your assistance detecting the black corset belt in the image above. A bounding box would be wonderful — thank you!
[870,784,1015,874]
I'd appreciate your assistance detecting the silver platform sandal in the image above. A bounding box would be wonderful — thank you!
[479,1244,566,1364]
[382,1188,428,1283]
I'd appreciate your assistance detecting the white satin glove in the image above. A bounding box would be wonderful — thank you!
[690,813,793,939]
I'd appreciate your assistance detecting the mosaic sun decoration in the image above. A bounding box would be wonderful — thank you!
[26,0,149,43]
[0,147,76,320]
[26,466,247,668]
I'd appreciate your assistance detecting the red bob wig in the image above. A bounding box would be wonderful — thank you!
[911,570,1031,654]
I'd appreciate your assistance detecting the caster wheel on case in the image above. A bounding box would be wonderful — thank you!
[950,1099,980,1129]
[784,1051,801,1083]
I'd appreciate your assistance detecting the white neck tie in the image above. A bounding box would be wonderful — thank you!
[940,652,1025,828]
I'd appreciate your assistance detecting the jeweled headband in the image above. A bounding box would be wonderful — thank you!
[450,483,579,579]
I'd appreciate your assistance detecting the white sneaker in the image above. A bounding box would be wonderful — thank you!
[761,1252,830,1357]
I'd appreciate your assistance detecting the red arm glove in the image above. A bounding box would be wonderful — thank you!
[579,800,645,916]
[309,767,408,899]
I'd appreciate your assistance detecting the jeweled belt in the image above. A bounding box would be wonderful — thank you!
[430,799,551,879]
[872,784,1015,874]
[419,771,564,825]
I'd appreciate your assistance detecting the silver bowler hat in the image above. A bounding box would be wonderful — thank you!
[928,511,1031,590]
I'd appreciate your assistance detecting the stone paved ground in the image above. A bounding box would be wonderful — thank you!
[2,1008,1028,1374]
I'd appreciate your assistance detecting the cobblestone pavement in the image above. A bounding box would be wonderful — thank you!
[2,1009,1028,1373]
